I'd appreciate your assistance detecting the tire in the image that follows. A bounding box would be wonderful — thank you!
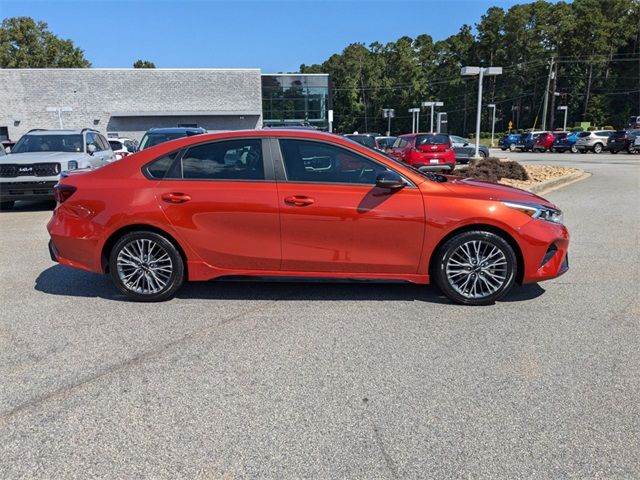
[628,146,636,154]
[593,143,603,154]
[579,149,587,154]
[109,231,185,302]
[556,149,565,153]
[509,144,516,152]
[501,147,507,151]
[479,150,487,158]
[433,230,517,306]
[610,150,618,154]
[570,145,578,153]
[0,201,14,210]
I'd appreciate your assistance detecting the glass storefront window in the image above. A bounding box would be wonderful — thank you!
[262,74,331,130]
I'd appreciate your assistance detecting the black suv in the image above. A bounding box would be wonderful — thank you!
[139,127,207,151]
[607,130,640,154]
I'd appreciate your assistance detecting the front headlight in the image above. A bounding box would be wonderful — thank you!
[67,160,78,171]
[502,201,563,225]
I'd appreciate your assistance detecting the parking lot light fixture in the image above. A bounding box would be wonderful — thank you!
[461,66,502,158]
[557,106,568,132]
[487,104,496,147]
[422,101,444,133]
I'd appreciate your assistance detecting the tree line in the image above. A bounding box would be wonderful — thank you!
[300,0,640,135]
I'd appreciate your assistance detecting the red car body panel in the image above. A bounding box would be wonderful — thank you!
[47,129,569,288]
[534,132,555,151]
[388,133,456,170]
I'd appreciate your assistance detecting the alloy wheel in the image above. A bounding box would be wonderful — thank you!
[116,238,173,295]
[445,240,508,300]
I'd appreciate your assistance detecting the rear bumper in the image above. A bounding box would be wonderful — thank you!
[414,163,455,172]
[0,181,57,202]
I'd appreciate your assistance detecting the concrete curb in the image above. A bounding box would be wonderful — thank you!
[528,170,591,196]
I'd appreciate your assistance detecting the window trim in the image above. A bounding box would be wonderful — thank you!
[270,137,416,188]
[141,137,275,182]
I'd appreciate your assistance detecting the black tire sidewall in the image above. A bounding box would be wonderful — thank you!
[434,231,517,305]
[109,231,185,302]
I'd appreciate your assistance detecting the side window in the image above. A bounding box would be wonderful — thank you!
[85,132,103,151]
[144,151,180,179]
[98,135,110,150]
[279,139,388,185]
[181,139,264,180]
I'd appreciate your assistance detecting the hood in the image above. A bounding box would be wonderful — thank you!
[3,151,86,164]
[443,177,557,208]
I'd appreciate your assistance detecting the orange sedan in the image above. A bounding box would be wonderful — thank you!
[47,129,569,305]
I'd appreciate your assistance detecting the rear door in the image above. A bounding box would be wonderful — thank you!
[272,138,425,274]
[151,138,281,271]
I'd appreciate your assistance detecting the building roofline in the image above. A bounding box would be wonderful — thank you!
[1,68,261,72]
[261,73,329,76]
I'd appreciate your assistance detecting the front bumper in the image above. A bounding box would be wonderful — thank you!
[519,219,570,284]
[0,181,57,202]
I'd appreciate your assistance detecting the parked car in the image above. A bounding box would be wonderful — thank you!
[344,133,378,150]
[532,132,555,152]
[47,129,569,306]
[2,139,16,152]
[498,133,521,152]
[574,130,614,153]
[108,137,138,160]
[388,133,456,172]
[552,131,580,153]
[514,131,544,152]
[139,127,206,151]
[375,136,397,151]
[607,130,640,154]
[449,135,489,163]
[0,128,114,209]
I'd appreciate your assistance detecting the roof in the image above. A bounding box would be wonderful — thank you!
[24,129,97,135]
[145,127,207,134]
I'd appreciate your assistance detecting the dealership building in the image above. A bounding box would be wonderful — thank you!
[0,68,331,142]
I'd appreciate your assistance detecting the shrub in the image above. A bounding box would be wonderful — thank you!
[457,157,529,182]
[587,126,597,131]
[602,125,614,130]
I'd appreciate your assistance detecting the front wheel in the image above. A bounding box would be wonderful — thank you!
[433,231,517,305]
[570,145,578,153]
[109,231,185,302]
[509,144,516,152]
[628,146,636,154]
[593,143,603,154]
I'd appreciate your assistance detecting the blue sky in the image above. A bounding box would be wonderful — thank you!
[1,0,526,71]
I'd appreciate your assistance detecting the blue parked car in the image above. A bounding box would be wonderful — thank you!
[552,131,580,153]
[498,133,521,151]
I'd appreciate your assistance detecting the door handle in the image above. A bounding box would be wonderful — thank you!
[284,195,315,207]
[161,192,191,204]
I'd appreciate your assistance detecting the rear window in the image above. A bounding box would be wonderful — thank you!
[595,131,612,137]
[415,134,449,146]
[144,151,181,179]
[345,135,376,149]
[108,140,123,150]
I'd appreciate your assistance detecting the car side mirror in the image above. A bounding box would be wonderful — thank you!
[376,171,405,191]
[87,144,97,155]
[4,147,10,154]
[463,142,469,147]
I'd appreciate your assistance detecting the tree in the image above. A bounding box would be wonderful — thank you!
[0,17,90,68]
[133,59,156,68]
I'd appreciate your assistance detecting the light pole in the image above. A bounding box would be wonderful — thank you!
[382,108,395,136]
[46,106,73,129]
[487,103,496,147]
[422,101,444,132]
[436,112,447,133]
[557,105,568,132]
[408,108,420,134]
[461,66,502,158]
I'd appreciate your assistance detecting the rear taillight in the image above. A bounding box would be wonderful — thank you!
[54,184,76,203]
[120,151,130,158]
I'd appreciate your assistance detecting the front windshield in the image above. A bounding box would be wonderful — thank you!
[139,132,187,150]
[11,134,83,154]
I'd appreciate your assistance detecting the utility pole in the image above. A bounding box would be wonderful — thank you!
[541,57,554,131]
[549,61,558,131]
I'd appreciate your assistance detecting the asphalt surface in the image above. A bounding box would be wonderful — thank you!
[1,151,638,479]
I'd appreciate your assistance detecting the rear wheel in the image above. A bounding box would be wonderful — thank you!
[0,201,14,210]
[433,231,517,306]
[479,150,487,158]
[570,145,578,153]
[109,231,185,302]
[628,146,636,154]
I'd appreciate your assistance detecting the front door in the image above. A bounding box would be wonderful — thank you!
[275,138,425,274]
[154,138,281,271]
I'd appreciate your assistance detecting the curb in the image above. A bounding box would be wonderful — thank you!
[528,170,591,195]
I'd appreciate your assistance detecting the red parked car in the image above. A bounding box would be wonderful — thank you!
[388,133,456,172]
[533,132,555,152]
[47,129,569,305]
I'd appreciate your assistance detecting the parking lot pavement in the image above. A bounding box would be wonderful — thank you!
[1,156,638,478]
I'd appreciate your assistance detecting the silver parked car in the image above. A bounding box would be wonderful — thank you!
[574,130,615,154]
[0,128,115,209]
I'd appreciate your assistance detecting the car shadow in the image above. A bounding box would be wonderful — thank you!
[1,200,55,213]
[34,265,545,304]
